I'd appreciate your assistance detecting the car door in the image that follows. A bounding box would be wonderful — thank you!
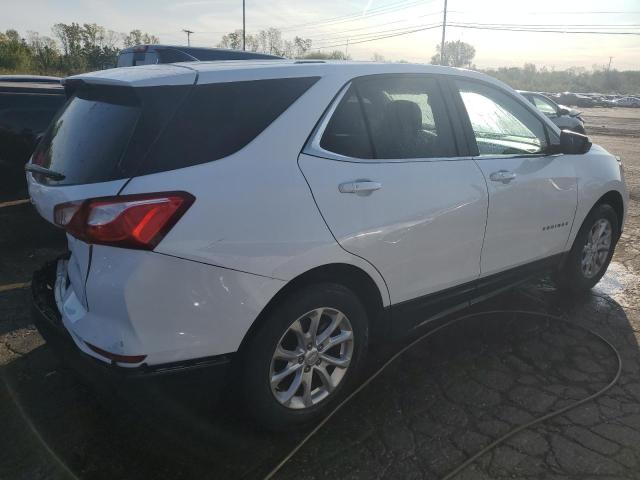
[299,74,488,315]
[452,79,578,277]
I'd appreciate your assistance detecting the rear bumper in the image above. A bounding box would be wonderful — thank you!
[31,261,233,386]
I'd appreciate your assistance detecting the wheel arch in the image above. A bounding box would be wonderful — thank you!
[237,263,388,358]
[597,190,624,237]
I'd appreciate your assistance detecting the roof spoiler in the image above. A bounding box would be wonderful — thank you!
[62,78,89,98]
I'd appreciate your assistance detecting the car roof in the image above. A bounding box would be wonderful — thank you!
[68,60,511,91]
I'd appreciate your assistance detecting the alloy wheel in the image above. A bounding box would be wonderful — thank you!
[581,218,612,279]
[269,307,354,409]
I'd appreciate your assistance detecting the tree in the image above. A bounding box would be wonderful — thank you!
[27,31,59,73]
[52,22,83,56]
[217,27,312,58]
[123,29,159,47]
[218,30,244,50]
[302,50,350,60]
[0,30,32,71]
[372,52,385,62]
[293,36,312,57]
[430,40,475,67]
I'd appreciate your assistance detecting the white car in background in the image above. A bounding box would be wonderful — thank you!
[27,61,627,429]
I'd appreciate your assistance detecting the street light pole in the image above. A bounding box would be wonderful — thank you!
[242,0,246,50]
[440,0,448,65]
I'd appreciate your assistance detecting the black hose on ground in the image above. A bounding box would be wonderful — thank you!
[263,309,623,480]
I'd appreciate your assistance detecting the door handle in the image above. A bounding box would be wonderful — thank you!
[339,180,382,195]
[489,170,517,184]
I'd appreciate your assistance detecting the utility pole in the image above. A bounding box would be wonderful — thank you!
[345,38,349,58]
[182,29,194,46]
[440,0,448,65]
[608,56,613,71]
[242,0,246,50]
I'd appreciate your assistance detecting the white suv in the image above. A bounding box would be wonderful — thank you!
[27,61,627,429]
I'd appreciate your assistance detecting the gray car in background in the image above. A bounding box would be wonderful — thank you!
[518,90,586,134]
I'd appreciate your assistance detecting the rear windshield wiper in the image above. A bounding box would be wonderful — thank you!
[25,164,66,181]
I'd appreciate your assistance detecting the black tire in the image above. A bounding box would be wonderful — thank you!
[556,203,619,293]
[242,283,368,430]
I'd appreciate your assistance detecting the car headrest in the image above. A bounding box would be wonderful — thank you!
[383,100,422,132]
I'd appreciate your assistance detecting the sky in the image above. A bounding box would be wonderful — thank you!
[2,0,639,70]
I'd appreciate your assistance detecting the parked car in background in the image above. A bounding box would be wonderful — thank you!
[116,44,283,67]
[613,96,640,108]
[28,61,626,429]
[0,76,65,200]
[519,90,586,134]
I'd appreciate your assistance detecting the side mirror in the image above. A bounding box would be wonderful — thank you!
[555,129,591,155]
[557,107,570,116]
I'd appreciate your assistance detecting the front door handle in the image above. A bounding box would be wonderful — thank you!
[339,180,382,195]
[489,170,517,184]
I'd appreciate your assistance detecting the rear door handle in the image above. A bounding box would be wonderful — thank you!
[489,170,517,184]
[339,181,382,195]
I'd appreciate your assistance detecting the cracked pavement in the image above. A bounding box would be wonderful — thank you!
[1,107,640,479]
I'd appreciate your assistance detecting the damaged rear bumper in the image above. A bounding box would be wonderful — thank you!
[31,260,233,389]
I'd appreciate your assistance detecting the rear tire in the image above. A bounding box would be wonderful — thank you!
[556,203,618,293]
[242,283,368,430]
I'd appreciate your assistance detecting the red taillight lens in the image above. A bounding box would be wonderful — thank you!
[54,192,195,250]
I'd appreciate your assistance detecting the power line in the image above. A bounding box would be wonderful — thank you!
[302,10,443,40]
[312,19,640,50]
[278,0,435,32]
[448,10,640,14]
[449,22,640,28]
[313,22,442,46]
[317,24,443,49]
[449,23,640,34]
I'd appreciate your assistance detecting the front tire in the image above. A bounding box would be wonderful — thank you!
[556,203,618,293]
[242,283,368,430]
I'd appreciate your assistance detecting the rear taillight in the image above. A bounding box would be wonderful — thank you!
[54,192,195,250]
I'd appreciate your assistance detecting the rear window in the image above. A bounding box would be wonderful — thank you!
[32,77,318,185]
[32,87,141,185]
[137,77,319,175]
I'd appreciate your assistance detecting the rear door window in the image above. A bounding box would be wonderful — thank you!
[319,75,456,160]
[356,75,456,159]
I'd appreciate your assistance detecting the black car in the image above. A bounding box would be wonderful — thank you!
[0,77,66,200]
[116,44,283,67]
